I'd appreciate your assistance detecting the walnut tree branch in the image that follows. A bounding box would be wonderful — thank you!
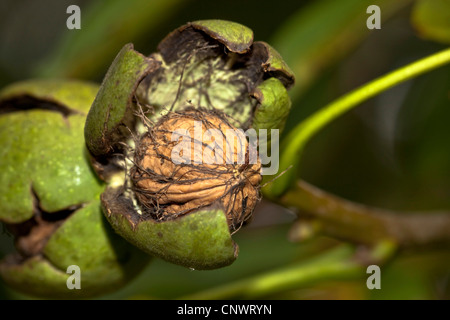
[280,180,450,247]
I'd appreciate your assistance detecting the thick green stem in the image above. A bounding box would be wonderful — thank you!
[264,48,450,197]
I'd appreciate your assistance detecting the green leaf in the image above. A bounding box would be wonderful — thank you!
[33,0,187,79]
[411,0,450,44]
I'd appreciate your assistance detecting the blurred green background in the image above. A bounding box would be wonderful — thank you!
[1,0,450,299]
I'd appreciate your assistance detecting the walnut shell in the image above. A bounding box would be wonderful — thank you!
[131,108,261,231]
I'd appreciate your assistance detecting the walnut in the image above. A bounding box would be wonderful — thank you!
[131,108,261,231]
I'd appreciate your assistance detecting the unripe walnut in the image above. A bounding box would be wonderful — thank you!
[84,20,295,269]
[131,108,262,232]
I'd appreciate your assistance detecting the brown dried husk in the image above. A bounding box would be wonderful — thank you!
[130,108,261,231]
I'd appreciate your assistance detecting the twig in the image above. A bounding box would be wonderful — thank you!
[281,180,450,247]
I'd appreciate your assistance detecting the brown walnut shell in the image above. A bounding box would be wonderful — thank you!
[131,108,261,231]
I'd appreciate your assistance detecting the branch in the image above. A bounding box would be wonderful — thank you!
[281,180,450,247]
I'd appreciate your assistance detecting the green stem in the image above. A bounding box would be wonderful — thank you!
[264,48,450,197]
[180,245,362,300]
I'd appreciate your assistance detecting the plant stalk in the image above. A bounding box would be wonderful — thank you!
[282,180,450,247]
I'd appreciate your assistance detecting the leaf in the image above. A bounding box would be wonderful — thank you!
[33,0,187,79]
[411,0,450,44]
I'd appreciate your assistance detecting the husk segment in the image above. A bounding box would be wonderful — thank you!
[136,21,295,128]
[102,185,238,270]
